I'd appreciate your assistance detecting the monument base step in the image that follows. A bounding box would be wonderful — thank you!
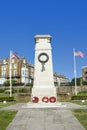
[22,102,66,108]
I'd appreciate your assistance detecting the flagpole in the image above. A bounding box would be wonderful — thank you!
[25,65,26,86]
[10,50,12,97]
[73,49,77,95]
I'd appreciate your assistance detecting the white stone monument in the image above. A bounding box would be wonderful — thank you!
[32,35,57,103]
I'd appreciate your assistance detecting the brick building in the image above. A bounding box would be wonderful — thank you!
[54,73,69,86]
[0,57,68,86]
[82,66,87,82]
[0,57,34,85]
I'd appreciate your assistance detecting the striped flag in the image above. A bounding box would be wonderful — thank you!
[11,51,20,59]
[73,49,84,95]
[74,51,84,58]
[9,50,20,97]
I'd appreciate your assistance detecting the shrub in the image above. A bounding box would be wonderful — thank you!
[12,88,17,93]
[4,90,10,94]
[18,93,31,96]
[71,95,87,100]
[0,89,5,93]
[4,88,17,94]
[78,91,87,94]
[3,80,10,86]
[19,88,28,93]
[3,80,19,86]
[0,96,15,102]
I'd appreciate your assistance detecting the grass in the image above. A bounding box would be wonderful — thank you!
[71,100,87,105]
[0,93,11,97]
[0,110,17,130]
[0,101,17,108]
[73,109,87,130]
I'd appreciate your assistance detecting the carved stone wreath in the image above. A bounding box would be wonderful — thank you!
[38,53,49,72]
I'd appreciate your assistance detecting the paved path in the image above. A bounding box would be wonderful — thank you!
[0,102,87,130]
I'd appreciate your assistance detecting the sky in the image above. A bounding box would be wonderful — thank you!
[0,0,87,81]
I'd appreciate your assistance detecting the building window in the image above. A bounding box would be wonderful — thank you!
[14,70,17,76]
[3,60,6,63]
[22,70,25,76]
[30,73,33,78]
[23,59,26,63]
[12,59,14,63]
[2,66,6,70]
[30,68,33,72]
[83,77,85,81]
[3,60,7,64]
[2,66,4,70]
[2,71,6,78]
[26,69,28,77]
[22,64,25,68]
[14,64,17,69]
[85,72,87,75]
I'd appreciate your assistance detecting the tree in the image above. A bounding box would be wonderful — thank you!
[82,81,87,85]
[70,77,81,86]
[3,80,10,86]
[3,79,18,86]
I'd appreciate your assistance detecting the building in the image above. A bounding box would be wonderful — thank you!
[54,73,69,86]
[0,57,68,86]
[29,64,34,84]
[82,66,87,82]
[0,57,34,85]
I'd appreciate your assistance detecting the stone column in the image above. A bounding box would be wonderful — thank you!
[32,35,57,102]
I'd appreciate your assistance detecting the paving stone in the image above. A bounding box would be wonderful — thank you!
[5,102,86,130]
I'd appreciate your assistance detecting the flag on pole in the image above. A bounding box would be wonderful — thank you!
[9,50,20,97]
[74,51,84,58]
[10,50,12,97]
[73,49,84,95]
[11,51,20,59]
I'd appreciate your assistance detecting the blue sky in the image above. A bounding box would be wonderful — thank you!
[0,0,87,81]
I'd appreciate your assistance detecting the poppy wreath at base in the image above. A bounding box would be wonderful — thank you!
[32,96,39,103]
[42,97,49,103]
[49,96,56,103]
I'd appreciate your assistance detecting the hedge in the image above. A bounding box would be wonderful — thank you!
[71,95,87,100]
[0,96,15,102]
[19,88,28,93]
[18,93,31,96]
[0,89,4,93]
[78,91,87,94]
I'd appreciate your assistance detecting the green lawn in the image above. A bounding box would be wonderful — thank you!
[73,109,87,130]
[0,93,11,97]
[71,100,87,105]
[0,101,17,108]
[0,110,17,130]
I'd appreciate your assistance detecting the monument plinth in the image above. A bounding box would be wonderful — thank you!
[32,35,57,103]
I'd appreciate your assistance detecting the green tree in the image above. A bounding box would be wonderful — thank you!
[3,80,18,86]
[3,80,10,86]
[70,77,81,86]
[82,81,87,85]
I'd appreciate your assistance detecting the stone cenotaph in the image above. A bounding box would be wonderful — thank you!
[32,35,57,103]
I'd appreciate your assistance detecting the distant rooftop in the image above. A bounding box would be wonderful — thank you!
[82,66,87,68]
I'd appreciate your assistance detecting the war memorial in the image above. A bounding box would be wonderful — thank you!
[31,35,57,104]
[5,35,86,130]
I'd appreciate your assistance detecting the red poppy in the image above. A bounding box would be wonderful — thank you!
[49,96,56,103]
[42,97,49,103]
[32,96,39,103]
